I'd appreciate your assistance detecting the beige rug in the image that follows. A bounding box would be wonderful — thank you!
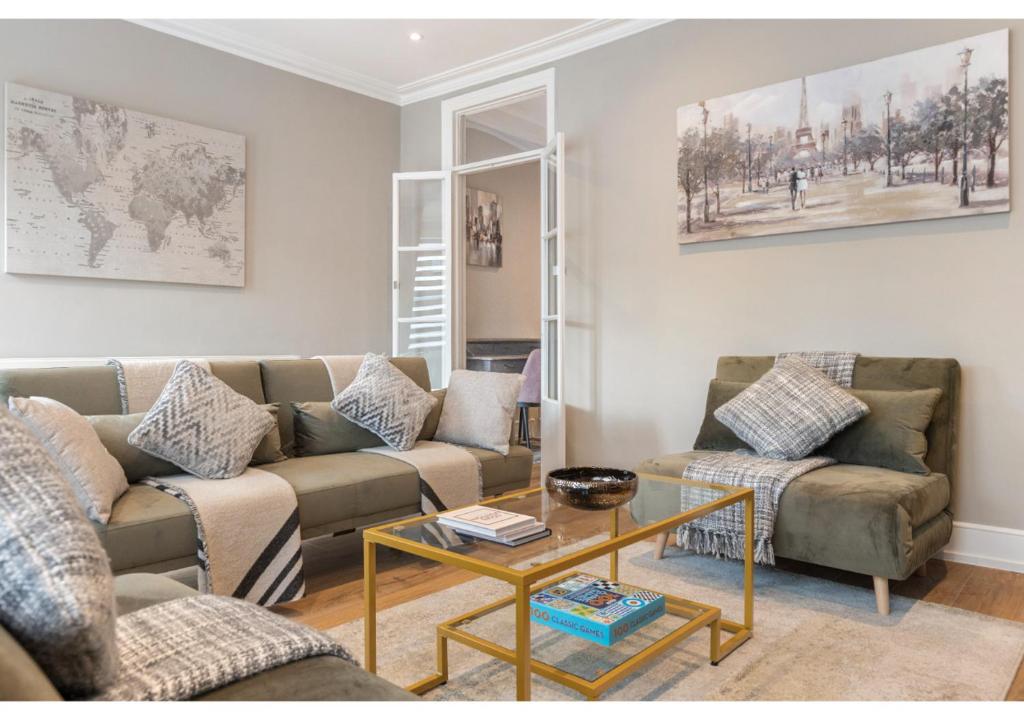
[329,542,1024,700]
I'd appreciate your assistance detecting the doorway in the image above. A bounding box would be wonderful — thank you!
[392,69,564,477]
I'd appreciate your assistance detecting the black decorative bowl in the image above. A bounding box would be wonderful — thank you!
[545,467,639,511]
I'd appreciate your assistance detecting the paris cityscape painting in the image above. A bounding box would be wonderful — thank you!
[676,29,1009,244]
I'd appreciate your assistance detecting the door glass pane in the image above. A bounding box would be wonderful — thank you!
[545,319,559,401]
[461,91,547,164]
[546,236,558,316]
[397,322,443,390]
[398,178,443,247]
[546,156,558,230]
[398,250,445,321]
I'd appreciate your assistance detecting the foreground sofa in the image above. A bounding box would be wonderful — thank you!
[0,357,533,575]
[0,572,415,701]
[634,356,959,615]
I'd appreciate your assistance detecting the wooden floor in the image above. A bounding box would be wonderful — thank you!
[277,464,1024,700]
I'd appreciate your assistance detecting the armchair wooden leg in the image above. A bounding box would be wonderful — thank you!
[654,531,672,560]
[872,576,890,615]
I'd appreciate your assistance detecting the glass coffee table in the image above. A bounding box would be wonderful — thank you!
[362,472,754,700]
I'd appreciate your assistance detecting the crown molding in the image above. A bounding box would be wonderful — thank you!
[128,19,402,104]
[128,19,672,107]
[396,19,671,105]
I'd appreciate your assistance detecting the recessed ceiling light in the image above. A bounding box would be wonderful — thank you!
[409,32,422,42]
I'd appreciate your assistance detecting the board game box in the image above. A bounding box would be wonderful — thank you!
[529,573,666,647]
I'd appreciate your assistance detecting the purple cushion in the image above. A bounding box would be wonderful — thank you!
[518,349,541,404]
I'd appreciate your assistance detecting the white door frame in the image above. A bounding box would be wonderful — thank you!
[441,69,556,373]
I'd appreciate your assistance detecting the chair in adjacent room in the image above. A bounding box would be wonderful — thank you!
[517,349,541,449]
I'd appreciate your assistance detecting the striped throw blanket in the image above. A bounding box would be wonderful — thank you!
[111,358,304,606]
[677,351,856,565]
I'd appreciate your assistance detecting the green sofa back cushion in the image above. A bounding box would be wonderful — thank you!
[88,404,286,481]
[821,388,942,474]
[694,379,943,474]
[291,393,444,457]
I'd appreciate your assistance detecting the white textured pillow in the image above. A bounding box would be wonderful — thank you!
[435,370,524,455]
[8,396,129,524]
[128,360,276,479]
[715,356,869,460]
[331,353,438,452]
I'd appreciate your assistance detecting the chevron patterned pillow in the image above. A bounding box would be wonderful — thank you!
[128,360,276,479]
[330,353,437,452]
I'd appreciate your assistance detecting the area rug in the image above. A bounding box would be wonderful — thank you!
[328,542,1024,700]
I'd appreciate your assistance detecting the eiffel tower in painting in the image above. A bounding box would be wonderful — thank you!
[793,76,817,159]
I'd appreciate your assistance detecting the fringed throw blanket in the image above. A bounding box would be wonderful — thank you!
[110,357,304,606]
[143,469,305,605]
[107,357,212,414]
[316,354,483,518]
[678,351,858,565]
[96,595,352,701]
[679,452,835,565]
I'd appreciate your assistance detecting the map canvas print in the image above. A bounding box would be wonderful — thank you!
[677,29,1009,244]
[5,83,245,286]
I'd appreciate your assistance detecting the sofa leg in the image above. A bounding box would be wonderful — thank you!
[914,561,928,577]
[872,576,890,615]
[654,531,671,560]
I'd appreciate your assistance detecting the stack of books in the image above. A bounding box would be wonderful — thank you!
[437,505,550,546]
[529,574,666,646]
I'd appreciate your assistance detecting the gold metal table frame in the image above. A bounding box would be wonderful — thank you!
[363,474,754,700]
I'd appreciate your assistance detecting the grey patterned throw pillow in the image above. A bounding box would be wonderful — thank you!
[128,360,276,479]
[0,405,119,697]
[715,356,869,461]
[330,353,437,452]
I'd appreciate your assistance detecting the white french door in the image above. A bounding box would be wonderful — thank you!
[540,133,565,478]
[391,171,452,389]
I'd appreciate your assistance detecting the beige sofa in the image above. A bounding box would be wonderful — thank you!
[0,356,534,575]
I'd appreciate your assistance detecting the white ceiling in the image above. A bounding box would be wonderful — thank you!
[130,19,670,105]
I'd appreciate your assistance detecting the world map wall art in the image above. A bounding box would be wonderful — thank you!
[5,83,246,286]
[676,29,1009,244]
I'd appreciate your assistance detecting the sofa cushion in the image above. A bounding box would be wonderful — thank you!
[95,485,197,573]
[0,365,123,415]
[128,361,275,479]
[292,401,389,456]
[693,380,752,452]
[636,451,951,578]
[820,388,942,474]
[259,360,335,456]
[208,360,266,403]
[434,370,523,455]
[88,413,183,482]
[196,655,417,701]
[0,625,61,701]
[8,396,128,524]
[715,356,868,460]
[114,573,198,616]
[462,445,534,496]
[264,453,420,534]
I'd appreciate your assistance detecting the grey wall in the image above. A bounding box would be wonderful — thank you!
[1,20,399,358]
[401,19,1024,532]
[465,162,541,341]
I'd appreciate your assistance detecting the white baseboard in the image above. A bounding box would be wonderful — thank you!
[942,521,1024,573]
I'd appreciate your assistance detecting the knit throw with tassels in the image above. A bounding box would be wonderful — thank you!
[677,452,834,565]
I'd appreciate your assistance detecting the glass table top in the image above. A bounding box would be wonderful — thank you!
[366,472,747,573]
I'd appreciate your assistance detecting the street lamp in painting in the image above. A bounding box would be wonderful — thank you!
[958,46,973,208]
